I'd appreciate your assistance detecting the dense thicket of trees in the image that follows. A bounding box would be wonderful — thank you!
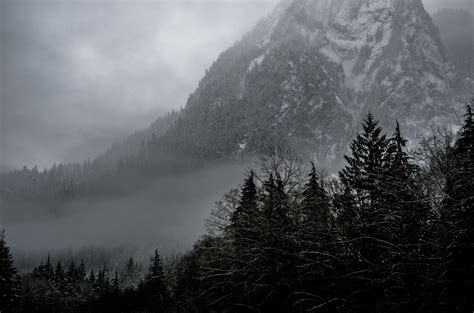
[4,106,474,312]
[12,249,172,313]
[168,108,472,313]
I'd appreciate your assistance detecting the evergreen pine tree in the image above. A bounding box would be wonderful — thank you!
[294,164,336,312]
[449,104,474,207]
[338,113,394,311]
[227,171,262,311]
[78,260,87,281]
[261,174,277,241]
[273,176,292,235]
[67,261,78,283]
[386,121,426,244]
[382,122,429,311]
[55,261,66,289]
[95,269,109,296]
[44,255,54,281]
[444,104,474,311]
[231,170,258,254]
[145,250,168,294]
[340,113,390,206]
[256,174,294,312]
[122,256,138,288]
[0,230,19,313]
[339,113,391,260]
[143,249,170,309]
[89,269,96,284]
[300,162,331,244]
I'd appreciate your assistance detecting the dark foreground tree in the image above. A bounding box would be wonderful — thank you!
[443,104,474,311]
[0,230,20,313]
[339,114,392,261]
[141,249,171,310]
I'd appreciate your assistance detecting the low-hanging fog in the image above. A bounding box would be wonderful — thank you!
[0,161,250,267]
[0,0,276,170]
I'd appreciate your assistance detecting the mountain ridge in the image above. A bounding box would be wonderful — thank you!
[0,0,469,201]
[155,0,463,168]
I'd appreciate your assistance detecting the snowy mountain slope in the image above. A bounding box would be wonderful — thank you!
[264,0,459,130]
[160,0,461,167]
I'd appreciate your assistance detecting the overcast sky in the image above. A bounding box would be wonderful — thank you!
[1,0,472,169]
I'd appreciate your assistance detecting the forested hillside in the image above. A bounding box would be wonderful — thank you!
[0,111,180,202]
[2,105,473,313]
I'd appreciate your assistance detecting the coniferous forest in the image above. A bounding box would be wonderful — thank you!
[1,106,473,313]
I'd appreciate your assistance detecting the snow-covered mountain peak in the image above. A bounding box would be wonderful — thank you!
[266,0,431,57]
[259,0,457,131]
[167,0,462,167]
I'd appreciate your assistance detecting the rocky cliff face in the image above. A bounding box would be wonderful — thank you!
[160,0,462,167]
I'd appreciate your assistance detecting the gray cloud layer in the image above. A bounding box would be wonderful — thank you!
[0,0,471,169]
[1,0,275,168]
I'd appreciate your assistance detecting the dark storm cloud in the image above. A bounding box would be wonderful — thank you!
[0,0,469,169]
[0,0,275,169]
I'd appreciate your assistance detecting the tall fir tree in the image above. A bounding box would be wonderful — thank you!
[381,122,430,311]
[67,261,78,283]
[122,256,138,288]
[257,174,294,312]
[339,113,391,261]
[55,262,65,284]
[386,121,426,244]
[340,113,390,207]
[45,255,54,281]
[78,260,87,281]
[444,104,474,311]
[449,104,474,207]
[231,170,258,254]
[300,162,331,244]
[229,171,260,310]
[338,114,400,311]
[295,163,337,312]
[0,231,19,313]
[89,269,96,284]
[143,249,170,310]
[35,255,54,281]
